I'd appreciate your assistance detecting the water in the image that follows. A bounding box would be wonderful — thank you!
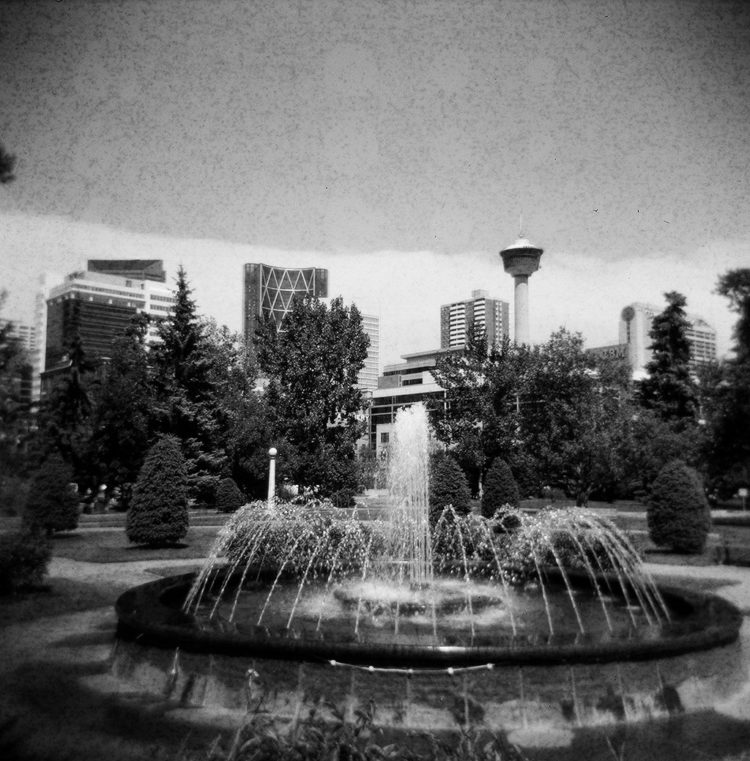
[183,403,669,644]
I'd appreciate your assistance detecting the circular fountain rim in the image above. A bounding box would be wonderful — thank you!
[115,569,742,669]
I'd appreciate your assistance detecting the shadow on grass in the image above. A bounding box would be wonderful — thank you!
[50,526,221,564]
[0,577,130,628]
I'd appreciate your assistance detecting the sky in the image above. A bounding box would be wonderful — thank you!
[1,0,749,366]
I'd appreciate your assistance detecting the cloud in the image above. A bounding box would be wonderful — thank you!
[0,212,745,369]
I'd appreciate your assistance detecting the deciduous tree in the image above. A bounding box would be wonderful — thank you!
[255,295,369,498]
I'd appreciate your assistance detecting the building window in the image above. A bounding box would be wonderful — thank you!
[380,432,389,444]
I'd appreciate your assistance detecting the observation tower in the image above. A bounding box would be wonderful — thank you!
[499,236,543,345]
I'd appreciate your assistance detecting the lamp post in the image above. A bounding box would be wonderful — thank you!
[267,447,277,509]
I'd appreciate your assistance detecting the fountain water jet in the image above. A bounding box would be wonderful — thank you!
[114,403,744,740]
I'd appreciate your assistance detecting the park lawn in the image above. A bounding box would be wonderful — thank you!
[50,525,223,563]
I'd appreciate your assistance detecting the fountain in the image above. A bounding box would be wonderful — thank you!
[114,404,743,744]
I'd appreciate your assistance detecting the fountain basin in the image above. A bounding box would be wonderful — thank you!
[116,569,741,667]
[113,569,744,735]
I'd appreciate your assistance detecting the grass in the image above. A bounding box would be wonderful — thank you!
[0,576,130,627]
[1,521,749,761]
[50,525,223,563]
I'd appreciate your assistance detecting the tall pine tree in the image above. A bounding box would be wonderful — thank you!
[638,291,699,424]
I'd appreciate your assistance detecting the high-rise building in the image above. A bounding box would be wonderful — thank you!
[243,263,328,345]
[357,313,380,395]
[440,290,510,350]
[619,302,717,376]
[87,259,166,283]
[43,265,175,384]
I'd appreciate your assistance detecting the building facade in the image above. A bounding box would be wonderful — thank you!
[43,266,175,383]
[369,348,457,452]
[440,290,510,350]
[619,302,717,377]
[243,263,328,345]
[357,313,380,395]
[0,318,35,410]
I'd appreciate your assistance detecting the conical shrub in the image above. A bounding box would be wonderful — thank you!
[647,460,711,554]
[23,454,79,535]
[429,454,471,525]
[127,435,189,546]
[481,458,520,518]
[215,476,245,513]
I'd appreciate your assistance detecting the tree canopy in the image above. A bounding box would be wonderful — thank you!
[255,295,369,497]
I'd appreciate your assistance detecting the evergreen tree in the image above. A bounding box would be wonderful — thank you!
[127,435,189,546]
[429,454,472,524]
[215,476,245,513]
[36,326,94,481]
[23,454,79,535]
[704,269,750,494]
[255,295,369,497]
[0,143,15,184]
[638,291,699,423]
[481,458,520,517]
[151,268,228,503]
[88,314,154,509]
[647,460,711,554]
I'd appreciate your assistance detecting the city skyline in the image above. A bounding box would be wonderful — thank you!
[1,0,749,364]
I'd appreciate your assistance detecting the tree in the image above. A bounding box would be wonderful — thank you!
[0,143,15,184]
[0,292,32,474]
[638,291,699,424]
[481,458,520,517]
[429,453,472,524]
[23,454,79,535]
[432,334,533,495]
[88,314,154,509]
[647,460,711,554]
[126,435,189,546]
[215,476,245,513]
[151,268,229,503]
[703,270,750,494]
[35,327,94,480]
[255,295,369,497]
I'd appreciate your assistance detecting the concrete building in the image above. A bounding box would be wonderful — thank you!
[440,290,510,350]
[43,265,175,384]
[499,237,543,345]
[619,302,717,377]
[369,348,457,452]
[357,313,380,395]
[243,263,328,345]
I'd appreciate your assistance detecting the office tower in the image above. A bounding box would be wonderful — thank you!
[440,290,510,349]
[43,264,175,383]
[243,263,328,344]
[357,313,380,394]
[87,259,166,283]
[499,237,543,345]
[619,302,717,376]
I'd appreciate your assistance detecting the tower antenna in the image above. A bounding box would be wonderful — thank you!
[519,212,524,239]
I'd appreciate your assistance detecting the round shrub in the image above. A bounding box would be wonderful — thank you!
[23,455,79,535]
[0,528,51,594]
[429,454,472,524]
[481,458,520,518]
[215,476,245,513]
[127,435,189,546]
[647,460,711,554]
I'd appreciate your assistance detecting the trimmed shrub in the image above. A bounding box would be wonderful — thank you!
[127,435,189,546]
[647,460,711,554]
[429,454,472,524]
[23,455,79,535]
[0,529,51,594]
[481,458,520,518]
[215,476,245,513]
